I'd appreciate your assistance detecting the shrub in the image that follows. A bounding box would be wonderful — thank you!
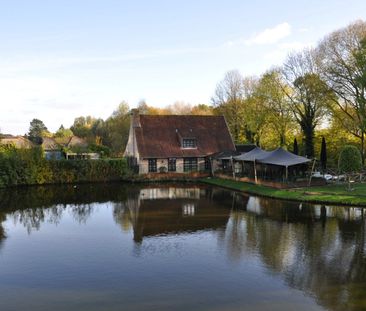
[338,145,362,190]
[338,145,362,173]
[0,146,129,187]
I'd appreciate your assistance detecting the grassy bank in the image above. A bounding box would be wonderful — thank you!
[201,177,366,207]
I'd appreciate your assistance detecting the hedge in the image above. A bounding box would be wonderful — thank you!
[0,146,129,187]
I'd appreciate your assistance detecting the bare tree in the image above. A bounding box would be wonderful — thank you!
[211,70,254,143]
[282,49,330,157]
[317,20,366,162]
[166,101,192,115]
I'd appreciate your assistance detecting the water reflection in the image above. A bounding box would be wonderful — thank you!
[0,183,366,310]
[113,186,239,243]
[224,197,366,311]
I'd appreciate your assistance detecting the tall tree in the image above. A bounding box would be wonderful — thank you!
[282,49,330,158]
[190,104,214,115]
[70,116,97,138]
[211,70,248,143]
[54,125,73,138]
[320,136,327,172]
[255,69,294,146]
[166,101,192,115]
[317,20,366,163]
[244,78,268,146]
[104,101,130,155]
[28,118,49,143]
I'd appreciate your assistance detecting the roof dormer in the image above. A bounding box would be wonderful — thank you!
[182,138,197,149]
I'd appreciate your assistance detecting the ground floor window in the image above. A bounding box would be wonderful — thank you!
[168,158,176,172]
[184,158,198,172]
[204,157,211,171]
[148,158,157,172]
[222,159,230,172]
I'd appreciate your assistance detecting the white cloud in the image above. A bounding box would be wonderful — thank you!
[245,22,292,45]
[263,41,315,63]
[223,22,292,48]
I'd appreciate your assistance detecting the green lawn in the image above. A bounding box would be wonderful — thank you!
[200,177,366,206]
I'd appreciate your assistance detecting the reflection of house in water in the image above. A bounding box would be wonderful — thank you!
[115,186,239,243]
[139,187,201,200]
[182,203,195,216]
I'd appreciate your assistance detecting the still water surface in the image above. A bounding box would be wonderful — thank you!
[0,183,365,311]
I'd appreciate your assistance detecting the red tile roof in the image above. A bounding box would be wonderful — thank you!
[136,115,235,158]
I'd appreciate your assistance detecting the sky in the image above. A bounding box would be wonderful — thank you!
[1,0,366,135]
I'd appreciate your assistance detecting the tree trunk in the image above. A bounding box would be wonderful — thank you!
[302,124,314,158]
[280,132,286,147]
[361,131,365,165]
[348,174,352,191]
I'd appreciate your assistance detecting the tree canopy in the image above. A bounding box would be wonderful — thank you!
[28,119,50,143]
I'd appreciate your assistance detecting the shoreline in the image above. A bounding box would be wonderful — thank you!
[200,177,366,207]
[2,174,366,207]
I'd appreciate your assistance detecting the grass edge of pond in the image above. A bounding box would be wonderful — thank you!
[200,177,366,207]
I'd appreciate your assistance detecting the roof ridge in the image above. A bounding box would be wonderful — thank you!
[140,114,222,117]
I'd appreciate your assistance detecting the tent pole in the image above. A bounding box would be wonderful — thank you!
[285,166,288,183]
[210,157,214,177]
[254,159,258,184]
[308,159,316,187]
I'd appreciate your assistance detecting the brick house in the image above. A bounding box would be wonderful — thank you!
[124,110,235,174]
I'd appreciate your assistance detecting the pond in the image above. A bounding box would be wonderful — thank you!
[0,183,365,311]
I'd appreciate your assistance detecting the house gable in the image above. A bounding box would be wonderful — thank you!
[125,112,235,159]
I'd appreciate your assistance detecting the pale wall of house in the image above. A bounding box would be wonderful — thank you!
[124,121,139,161]
[139,158,209,174]
[139,159,149,174]
[140,158,176,174]
[198,158,205,171]
[176,158,184,173]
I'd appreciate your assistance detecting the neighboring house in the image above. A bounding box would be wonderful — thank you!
[0,135,34,149]
[64,136,99,159]
[42,136,100,160]
[41,137,63,160]
[124,110,235,174]
[66,136,89,149]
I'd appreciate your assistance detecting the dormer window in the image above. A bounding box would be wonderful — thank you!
[182,138,196,148]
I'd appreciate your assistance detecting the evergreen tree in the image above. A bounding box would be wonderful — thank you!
[28,118,48,144]
[320,136,327,172]
[293,138,299,155]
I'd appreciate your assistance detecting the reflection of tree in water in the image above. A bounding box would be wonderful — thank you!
[9,204,95,233]
[223,197,366,311]
[113,192,140,240]
[0,211,6,250]
[69,204,95,224]
[0,183,129,234]
[10,205,64,233]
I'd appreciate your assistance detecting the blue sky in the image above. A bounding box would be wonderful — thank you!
[1,0,365,134]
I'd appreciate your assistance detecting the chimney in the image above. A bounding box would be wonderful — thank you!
[131,109,141,128]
